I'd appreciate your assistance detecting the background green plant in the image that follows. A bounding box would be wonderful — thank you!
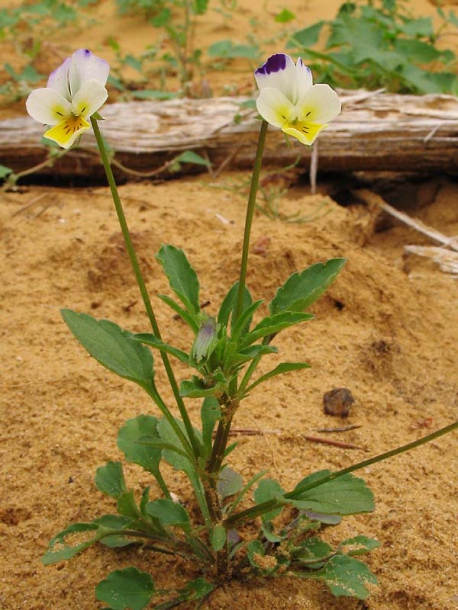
[287,0,458,94]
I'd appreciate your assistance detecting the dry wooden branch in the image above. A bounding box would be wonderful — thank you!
[1,90,458,180]
[354,189,458,251]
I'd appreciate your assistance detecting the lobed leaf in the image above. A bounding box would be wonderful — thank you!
[95,567,155,610]
[290,470,374,515]
[318,555,378,599]
[117,415,162,477]
[95,461,127,499]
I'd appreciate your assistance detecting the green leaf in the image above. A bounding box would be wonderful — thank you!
[95,515,134,548]
[241,311,314,346]
[42,522,100,565]
[211,523,227,552]
[230,299,263,343]
[340,535,381,557]
[217,466,243,499]
[294,536,333,565]
[289,21,325,48]
[180,373,227,398]
[157,294,200,332]
[290,471,374,515]
[201,397,221,459]
[117,490,140,519]
[246,540,278,573]
[95,461,127,499]
[245,362,310,394]
[254,479,285,521]
[61,310,154,386]
[134,333,190,364]
[146,499,191,533]
[174,150,211,167]
[95,567,155,610]
[218,282,252,331]
[319,555,378,599]
[0,164,13,179]
[269,259,346,315]
[275,8,295,23]
[117,415,162,477]
[156,245,200,314]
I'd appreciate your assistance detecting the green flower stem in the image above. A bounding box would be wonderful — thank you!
[91,118,201,459]
[233,119,269,324]
[224,419,458,528]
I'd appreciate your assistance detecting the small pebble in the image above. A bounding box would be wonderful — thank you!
[323,387,355,417]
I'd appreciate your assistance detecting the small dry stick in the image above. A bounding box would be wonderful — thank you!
[312,424,362,433]
[226,428,281,437]
[303,434,368,451]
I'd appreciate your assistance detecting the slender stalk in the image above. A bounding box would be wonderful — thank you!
[91,118,201,458]
[224,419,458,528]
[233,120,269,324]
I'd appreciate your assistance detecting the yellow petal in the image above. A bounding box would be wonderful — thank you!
[44,116,90,149]
[282,121,328,146]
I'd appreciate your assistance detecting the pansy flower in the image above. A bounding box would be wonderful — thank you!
[26,49,110,149]
[254,53,341,145]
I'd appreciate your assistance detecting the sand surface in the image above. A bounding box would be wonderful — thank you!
[1,1,457,608]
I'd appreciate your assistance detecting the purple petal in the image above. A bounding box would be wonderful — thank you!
[255,53,288,77]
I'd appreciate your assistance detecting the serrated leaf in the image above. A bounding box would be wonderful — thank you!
[117,415,162,477]
[61,310,154,386]
[319,555,378,599]
[95,567,155,610]
[42,522,100,565]
[146,499,191,534]
[290,470,374,515]
[95,461,127,499]
[156,245,200,314]
[269,259,346,314]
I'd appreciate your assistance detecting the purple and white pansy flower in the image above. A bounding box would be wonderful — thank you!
[26,49,110,149]
[254,53,341,145]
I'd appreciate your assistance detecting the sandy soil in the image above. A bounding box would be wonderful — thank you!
[1,1,457,609]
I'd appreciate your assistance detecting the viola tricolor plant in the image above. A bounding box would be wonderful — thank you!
[31,50,458,609]
[26,49,109,149]
[255,53,341,145]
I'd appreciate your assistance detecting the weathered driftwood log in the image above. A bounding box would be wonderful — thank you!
[1,90,458,181]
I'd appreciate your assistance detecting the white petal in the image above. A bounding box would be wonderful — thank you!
[297,84,341,124]
[71,80,108,117]
[254,54,298,103]
[69,49,110,96]
[26,88,71,125]
[47,57,71,100]
[256,87,295,128]
[294,58,314,101]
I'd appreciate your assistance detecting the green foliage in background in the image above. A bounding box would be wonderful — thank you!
[288,0,458,94]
